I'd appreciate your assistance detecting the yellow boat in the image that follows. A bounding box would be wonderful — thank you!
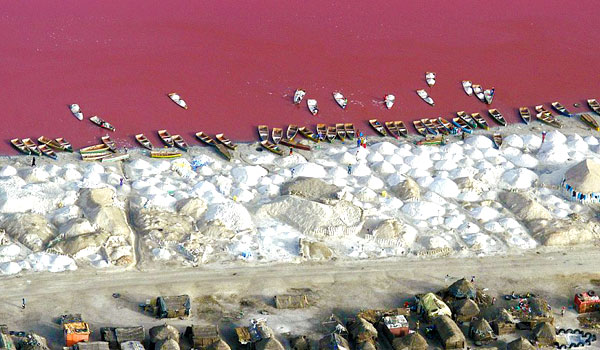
[150,151,181,158]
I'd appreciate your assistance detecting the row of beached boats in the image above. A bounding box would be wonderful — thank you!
[10,137,73,159]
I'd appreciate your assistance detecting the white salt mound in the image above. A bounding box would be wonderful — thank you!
[501,168,538,189]
[371,142,397,155]
[521,134,542,149]
[0,166,17,177]
[429,177,459,198]
[465,135,493,149]
[503,135,524,149]
[291,163,327,178]
[402,201,445,220]
[231,165,268,186]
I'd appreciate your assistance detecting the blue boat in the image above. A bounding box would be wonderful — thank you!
[452,117,473,134]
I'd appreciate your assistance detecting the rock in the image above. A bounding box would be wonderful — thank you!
[282,177,341,202]
[177,198,207,220]
[299,239,333,260]
[393,178,420,201]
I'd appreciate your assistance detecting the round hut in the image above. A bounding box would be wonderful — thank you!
[469,318,496,343]
[506,337,535,350]
[392,332,428,350]
[452,298,480,322]
[532,322,556,346]
[447,278,476,299]
[562,159,600,203]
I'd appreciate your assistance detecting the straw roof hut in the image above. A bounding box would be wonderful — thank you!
[564,159,600,193]
[274,295,309,309]
[184,325,220,349]
[290,336,310,350]
[469,318,496,343]
[207,340,230,350]
[255,338,284,350]
[149,325,180,343]
[392,332,428,350]
[506,337,535,350]
[433,315,466,350]
[529,298,552,319]
[532,322,556,345]
[76,342,111,350]
[356,341,376,350]
[101,327,145,349]
[418,293,452,321]
[452,298,480,322]
[318,334,350,350]
[448,278,476,299]
[491,309,516,335]
[348,317,378,343]
[154,339,179,350]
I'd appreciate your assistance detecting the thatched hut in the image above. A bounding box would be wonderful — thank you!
[101,327,145,349]
[76,342,111,350]
[418,293,452,321]
[290,336,310,350]
[562,159,600,203]
[356,341,376,350]
[156,295,191,319]
[154,339,179,350]
[255,337,284,350]
[448,278,476,299]
[532,322,556,346]
[149,325,180,343]
[512,297,554,329]
[452,298,480,322]
[469,318,496,344]
[433,315,466,350]
[318,334,350,350]
[392,333,428,350]
[506,337,535,350]
[185,325,220,349]
[491,309,516,335]
[274,295,309,309]
[347,317,378,343]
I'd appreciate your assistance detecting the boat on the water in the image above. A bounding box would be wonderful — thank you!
[172,135,188,151]
[421,118,438,135]
[168,92,188,109]
[158,130,174,147]
[333,92,348,109]
[37,144,57,160]
[69,104,83,121]
[535,105,552,116]
[452,117,473,133]
[272,128,283,144]
[471,113,490,130]
[80,144,110,154]
[484,88,495,104]
[384,94,395,109]
[536,112,562,128]
[335,123,346,141]
[90,116,116,132]
[102,153,130,163]
[344,123,356,140]
[430,118,449,135]
[56,138,73,152]
[151,150,182,158]
[136,134,154,150]
[462,81,473,95]
[385,121,399,139]
[280,139,311,151]
[395,121,408,137]
[293,89,306,105]
[82,151,113,161]
[519,107,532,124]
[316,124,327,141]
[215,133,237,150]
[286,125,299,141]
[307,99,319,115]
[457,111,477,129]
[38,136,64,151]
[298,127,319,142]
[472,85,485,102]
[416,89,434,106]
[326,126,336,143]
[369,119,387,136]
[260,140,283,155]
[196,131,216,146]
[488,109,507,126]
[581,113,600,131]
[22,138,41,156]
[438,117,456,134]
[101,135,117,152]
[552,101,572,117]
[588,99,600,114]
[258,125,269,141]
[413,120,427,136]
[492,133,502,149]
[426,72,436,87]
[10,139,31,155]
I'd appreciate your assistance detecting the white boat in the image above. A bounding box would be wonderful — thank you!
[168,92,188,109]
[307,99,319,115]
[69,104,83,120]
[333,92,348,109]
[473,84,485,102]
[416,89,434,106]
[101,152,130,163]
[426,72,436,87]
[293,89,306,104]
[462,81,473,95]
[384,94,395,109]
[484,88,495,104]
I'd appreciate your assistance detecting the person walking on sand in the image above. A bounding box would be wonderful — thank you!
[561,306,566,316]
[542,131,547,143]
[21,298,25,309]
[291,168,295,177]
[471,275,475,283]
[356,138,361,148]
[31,157,36,167]
[347,164,352,175]
[289,148,293,156]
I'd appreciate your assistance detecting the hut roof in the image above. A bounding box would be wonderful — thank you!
[149,325,180,343]
[565,159,600,193]
[532,322,556,344]
[420,293,452,319]
[453,299,480,318]
[356,341,376,350]
[155,339,179,350]
[448,278,476,299]
[392,332,428,350]
[290,336,310,350]
[318,334,350,350]
[255,338,285,350]
[348,317,378,342]
[433,315,465,345]
[470,318,495,341]
[76,342,110,350]
[507,337,535,350]
[207,340,230,350]
[496,309,516,323]
[529,298,552,318]
[102,327,145,346]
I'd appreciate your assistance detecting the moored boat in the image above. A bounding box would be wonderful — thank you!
[344,123,356,140]
[471,113,490,130]
[452,117,473,133]
[581,113,600,131]
[492,133,502,149]
[307,99,319,115]
[293,89,306,105]
[413,120,427,136]
[484,88,495,104]
[472,85,485,102]
[430,118,449,135]
[102,153,130,163]
[22,138,42,156]
[101,135,117,152]
[82,151,113,161]
[519,107,532,124]
[258,125,269,141]
[80,144,110,154]
[69,104,83,120]
[421,118,438,135]
[151,150,182,158]
[369,119,387,136]
[385,121,399,139]
[298,126,319,142]
[551,101,572,117]
[136,134,154,150]
[426,72,436,87]
[168,92,188,109]
[326,126,336,143]
[37,144,57,159]
[215,133,237,150]
[588,99,600,114]
[416,134,446,146]
[10,139,31,155]
[536,112,562,128]
[333,92,348,109]
[158,129,174,147]
[90,116,116,132]
[286,125,299,141]
[416,89,434,106]
[172,135,188,151]
[196,131,216,146]
[272,128,283,144]
[56,138,73,152]
[335,123,346,141]
[280,139,311,151]
[438,117,457,134]
[535,105,552,116]
[316,124,327,141]
[384,94,395,109]
[260,140,283,155]
[214,143,232,161]
[462,81,473,95]
[457,111,477,129]
[395,121,408,137]
[38,136,64,151]
[488,109,507,126]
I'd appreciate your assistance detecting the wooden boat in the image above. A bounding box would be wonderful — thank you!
[421,118,438,135]
[215,133,237,150]
[196,131,216,146]
[333,92,348,109]
[430,118,449,135]
[22,138,41,156]
[80,144,110,154]
[10,139,30,155]
[462,81,473,95]
[90,116,116,132]
[136,133,154,150]
[416,89,434,106]
[168,92,188,109]
[37,144,57,160]
[335,123,346,141]
[344,123,356,140]
[102,153,130,163]
[552,101,572,117]
[316,124,327,141]
[82,151,113,161]
[326,126,337,142]
[158,130,174,147]
[535,105,552,115]
[258,125,269,141]
[69,104,83,120]
[172,135,188,151]
[413,120,427,136]
[38,136,64,151]
[272,128,283,144]
[425,72,436,87]
[457,111,477,129]
[535,112,562,128]
[519,107,531,124]
[452,117,473,133]
[472,85,485,102]
[588,99,600,114]
[293,89,306,105]
[488,109,507,126]
[471,113,490,130]
[492,133,502,149]
[581,113,600,131]
[151,150,182,158]
[307,99,319,115]
[101,135,117,152]
[484,88,495,104]
[395,121,408,137]
[369,119,387,136]
[384,94,395,109]
[385,121,399,139]
[260,140,283,155]
[438,117,457,134]
[416,134,446,146]
[298,127,319,142]
[280,139,311,151]
[286,125,299,141]
[214,143,232,161]
[56,138,73,152]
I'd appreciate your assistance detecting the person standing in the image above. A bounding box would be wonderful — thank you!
[289,148,293,156]
[561,306,566,316]
[21,298,25,309]
[542,131,547,143]
[347,164,352,175]
[119,178,124,187]
[31,157,36,167]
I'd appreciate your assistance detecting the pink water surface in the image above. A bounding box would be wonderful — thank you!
[1,0,599,153]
